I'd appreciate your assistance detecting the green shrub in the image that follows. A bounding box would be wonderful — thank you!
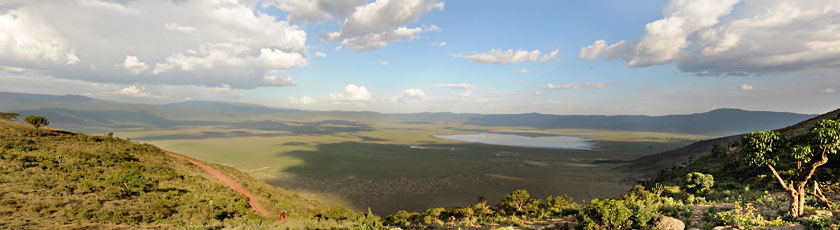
[623,186,661,228]
[111,169,147,190]
[324,205,356,221]
[425,207,445,219]
[543,195,579,216]
[801,214,833,230]
[497,189,532,215]
[576,199,632,230]
[451,206,475,219]
[712,202,763,228]
[469,201,495,218]
[355,208,384,230]
[384,210,414,226]
[684,172,714,195]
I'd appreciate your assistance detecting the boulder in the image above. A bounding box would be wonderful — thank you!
[814,210,833,217]
[764,225,804,230]
[655,216,685,230]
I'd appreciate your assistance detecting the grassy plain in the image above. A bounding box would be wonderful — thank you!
[117,120,705,214]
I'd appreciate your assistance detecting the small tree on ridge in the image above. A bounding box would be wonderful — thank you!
[23,115,49,130]
[0,112,19,121]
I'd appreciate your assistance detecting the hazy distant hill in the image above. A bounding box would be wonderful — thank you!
[0,92,816,136]
[165,100,298,114]
[464,108,815,136]
[0,92,95,104]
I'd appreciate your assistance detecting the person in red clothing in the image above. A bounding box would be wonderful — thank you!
[280,211,286,223]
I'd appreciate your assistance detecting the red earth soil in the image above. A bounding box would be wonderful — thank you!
[166,152,270,217]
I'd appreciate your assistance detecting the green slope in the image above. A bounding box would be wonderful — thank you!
[637,108,840,187]
[0,120,352,229]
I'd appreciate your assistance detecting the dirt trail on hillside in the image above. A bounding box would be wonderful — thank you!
[166,152,270,217]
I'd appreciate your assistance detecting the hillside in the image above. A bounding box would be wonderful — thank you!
[0,120,351,229]
[0,92,816,136]
[624,108,840,184]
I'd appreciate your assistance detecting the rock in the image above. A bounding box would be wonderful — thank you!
[764,225,804,230]
[655,216,685,230]
[687,228,701,230]
[814,210,834,217]
[711,226,739,230]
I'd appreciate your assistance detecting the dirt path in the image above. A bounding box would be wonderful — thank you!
[166,152,270,217]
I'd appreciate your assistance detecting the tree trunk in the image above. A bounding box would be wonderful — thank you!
[799,190,806,217]
[790,189,801,217]
[809,181,835,209]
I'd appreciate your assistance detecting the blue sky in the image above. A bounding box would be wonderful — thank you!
[0,0,837,115]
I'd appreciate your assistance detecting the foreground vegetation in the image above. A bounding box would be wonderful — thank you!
[0,120,357,229]
[371,117,840,229]
[1,110,837,229]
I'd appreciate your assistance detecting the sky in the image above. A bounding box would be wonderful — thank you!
[0,0,838,115]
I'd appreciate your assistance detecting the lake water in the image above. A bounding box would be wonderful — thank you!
[433,132,595,150]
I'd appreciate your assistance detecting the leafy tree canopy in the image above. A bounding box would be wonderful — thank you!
[23,115,49,130]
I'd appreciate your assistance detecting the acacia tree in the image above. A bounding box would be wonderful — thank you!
[740,119,839,217]
[23,115,49,130]
[0,112,19,121]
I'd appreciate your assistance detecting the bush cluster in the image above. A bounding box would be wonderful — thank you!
[383,189,579,228]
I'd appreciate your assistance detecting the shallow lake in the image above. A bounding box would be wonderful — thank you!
[433,132,595,150]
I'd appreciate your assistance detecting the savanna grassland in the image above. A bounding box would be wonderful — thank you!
[0,120,356,229]
[115,119,705,214]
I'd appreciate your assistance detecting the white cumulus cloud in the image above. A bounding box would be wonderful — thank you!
[320,0,444,51]
[329,84,373,104]
[578,0,840,76]
[517,69,531,74]
[539,83,607,90]
[116,85,151,97]
[391,88,428,103]
[314,51,328,58]
[0,9,80,65]
[739,84,754,91]
[164,22,197,33]
[261,0,368,23]
[120,55,149,75]
[457,48,559,64]
[0,0,309,89]
[263,76,297,86]
[289,95,317,105]
[824,88,836,93]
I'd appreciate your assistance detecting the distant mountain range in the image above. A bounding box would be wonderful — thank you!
[0,92,818,136]
[463,108,815,136]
